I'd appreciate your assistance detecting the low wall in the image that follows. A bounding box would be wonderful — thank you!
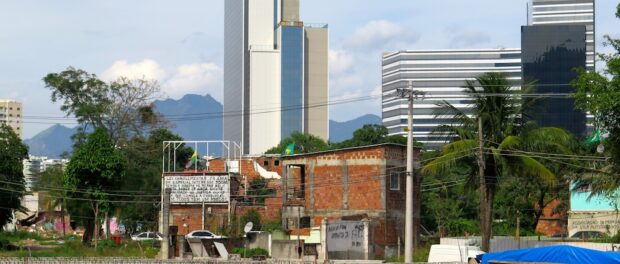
[272,240,302,259]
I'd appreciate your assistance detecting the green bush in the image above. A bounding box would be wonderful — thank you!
[232,247,269,258]
[0,231,44,243]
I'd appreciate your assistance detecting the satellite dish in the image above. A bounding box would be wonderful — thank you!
[597,144,605,154]
[244,222,253,233]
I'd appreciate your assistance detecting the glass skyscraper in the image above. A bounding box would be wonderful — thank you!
[522,25,587,136]
[224,0,329,155]
[530,0,594,69]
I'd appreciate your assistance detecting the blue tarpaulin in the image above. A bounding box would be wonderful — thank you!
[479,245,620,264]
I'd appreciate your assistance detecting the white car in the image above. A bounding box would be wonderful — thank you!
[185,230,226,239]
[131,232,163,241]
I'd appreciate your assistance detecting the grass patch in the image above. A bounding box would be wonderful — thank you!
[232,247,269,258]
[0,231,45,243]
[0,239,160,258]
[384,244,431,263]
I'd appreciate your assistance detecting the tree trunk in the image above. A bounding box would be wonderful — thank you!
[61,198,66,237]
[94,203,99,248]
[82,218,94,246]
[105,211,110,239]
[480,183,495,252]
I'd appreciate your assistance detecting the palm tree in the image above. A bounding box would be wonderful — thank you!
[422,72,575,251]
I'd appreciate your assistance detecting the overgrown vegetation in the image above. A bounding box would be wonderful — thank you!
[232,247,269,258]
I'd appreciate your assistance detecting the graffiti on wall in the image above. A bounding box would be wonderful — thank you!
[326,221,365,252]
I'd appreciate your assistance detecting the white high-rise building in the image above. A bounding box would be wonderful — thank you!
[382,49,522,148]
[224,0,329,155]
[530,0,595,69]
[0,100,23,138]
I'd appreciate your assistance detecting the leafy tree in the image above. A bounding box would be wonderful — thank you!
[118,128,192,233]
[421,151,479,237]
[240,209,262,231]
[246,178,275,205]
[43,67,167,146]
[265,132,329,154]
[422,72,576,251]
[571,3,620,195]
[0,124,29,226]
[36,165,68,236]
[64,128,124,246]
[331,124,414,149]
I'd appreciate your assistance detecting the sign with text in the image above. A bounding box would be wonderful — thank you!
[164,175,229,203]
[569,212,620,236]
[326,221,365,252]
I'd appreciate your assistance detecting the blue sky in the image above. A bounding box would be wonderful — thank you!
[0,0,618,138]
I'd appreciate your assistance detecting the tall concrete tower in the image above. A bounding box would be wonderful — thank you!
[224,0,328,155]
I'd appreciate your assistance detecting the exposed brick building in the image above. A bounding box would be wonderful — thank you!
[164,143,422,258]
[279,143,419,257]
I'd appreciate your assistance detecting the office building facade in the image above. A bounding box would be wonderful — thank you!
[224,0,328,155]
[0,100,23,138]
[382,49,522,148]
[530,0,594,69]
[522,25,587,136]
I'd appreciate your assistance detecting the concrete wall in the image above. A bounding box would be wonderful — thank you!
[249,50,281,154]
[247,232,271,253]
[303,27,329,141]
[223,0,245,151]
[271,240,301,259]
[281,0,300,22]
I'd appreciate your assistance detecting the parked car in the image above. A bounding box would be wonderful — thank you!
[185,230,226,239]
[131,232,163,241]
[570,231,605,240]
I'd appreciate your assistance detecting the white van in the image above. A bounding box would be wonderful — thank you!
[427,245,485,264]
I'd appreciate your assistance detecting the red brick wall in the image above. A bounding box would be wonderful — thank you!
[535,199,567,236]
[170,205,228,235]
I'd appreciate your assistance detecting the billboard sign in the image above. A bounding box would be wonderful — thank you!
[164,175,229,204]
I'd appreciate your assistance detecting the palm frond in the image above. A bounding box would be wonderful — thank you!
[498,136,522,150]
[422,139,477,174]
[517,156,556,185]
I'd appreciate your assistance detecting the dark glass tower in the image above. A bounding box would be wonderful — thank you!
[521,25,587,136]
[281,25,305,137]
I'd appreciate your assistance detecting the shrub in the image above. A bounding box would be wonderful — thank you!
[232,247,269,258]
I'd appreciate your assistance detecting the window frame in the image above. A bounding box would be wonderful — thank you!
[390,172,400,191]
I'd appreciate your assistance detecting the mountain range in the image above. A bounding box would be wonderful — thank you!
[24,94,380,158]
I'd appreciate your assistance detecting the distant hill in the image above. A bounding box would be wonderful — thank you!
[153,94,223,154]
[24,124,76,158]
[329,114,382,143]
[25,94,378,157]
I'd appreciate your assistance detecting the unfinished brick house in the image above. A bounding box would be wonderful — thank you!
[166,156,285,235]
[279,143,420,257]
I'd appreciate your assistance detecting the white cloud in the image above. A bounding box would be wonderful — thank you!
[371,86,383,98]
[164,63,222,100]
[329,49,354,74]
[101,59,166,81]
[100,60,223,100]
[347,20,419,50]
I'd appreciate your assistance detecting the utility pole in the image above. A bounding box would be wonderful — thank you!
[161,188,171,260]
[395,81,425,263]
[477,117,490,252]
